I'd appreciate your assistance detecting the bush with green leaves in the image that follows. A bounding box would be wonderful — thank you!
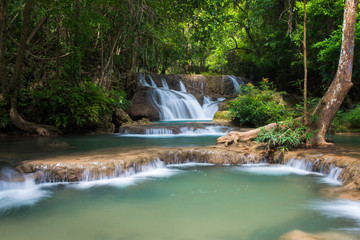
[20,81,130,130]
[255,118,314,152]
[228,78,290,127]
[331,103,360,133]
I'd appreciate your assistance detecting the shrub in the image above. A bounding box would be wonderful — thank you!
[255,118,314,152]
[228,78,290,127]
[20,81,131,130]
[331,103,360,132]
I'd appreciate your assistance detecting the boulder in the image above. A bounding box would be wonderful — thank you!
[126,86,160,121]
[113,108,133,131]
[95,122,115,134]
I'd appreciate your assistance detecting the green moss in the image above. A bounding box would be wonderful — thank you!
[213,111,232,120]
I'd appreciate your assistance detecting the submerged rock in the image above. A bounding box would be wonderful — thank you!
[279,230,358,240]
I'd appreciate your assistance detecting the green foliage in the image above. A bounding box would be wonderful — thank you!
[0,99,9,128]
[20,82,130,130]
[108,89,131,109]
[331,103,360,133]
[255,118,314,152]
[228,78,290,127]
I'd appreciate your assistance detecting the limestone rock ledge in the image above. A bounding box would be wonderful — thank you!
[15,146,263,183]
[14,143,360,201]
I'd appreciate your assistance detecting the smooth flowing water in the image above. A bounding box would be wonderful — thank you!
[138,74,225,121]
[1,72,360,240]
[1,164,359,240]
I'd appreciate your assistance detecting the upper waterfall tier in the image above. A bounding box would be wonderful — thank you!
[126,74,245,121]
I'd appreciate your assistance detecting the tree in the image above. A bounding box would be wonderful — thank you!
[308,0,359,145]
[5,0,56,135]
[303,0,308,126]
[0,0,7,100]
[218,0,359,147]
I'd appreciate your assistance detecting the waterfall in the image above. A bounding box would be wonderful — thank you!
[285,159,314,172]
[139,74,223,121]
[161,78,170,90]
[179,81,187,92]
[319,165,343,186]
[202,96,222,119]
[228,75,244,93]
[120,126,230,137]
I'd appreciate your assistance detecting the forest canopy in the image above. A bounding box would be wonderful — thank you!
[0,0,359,133]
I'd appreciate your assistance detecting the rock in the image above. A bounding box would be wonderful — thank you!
[126,74,248,120]
[279,230,326,240]
[95,122,115,134]
[15,145,263,183]
[212,111,231,121]
[279,230,359,240]
[126,86,160,121]
[113,108,133,130]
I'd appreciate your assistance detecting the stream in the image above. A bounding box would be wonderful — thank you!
[1,76,360,240]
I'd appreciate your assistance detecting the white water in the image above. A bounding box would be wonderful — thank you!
[0,168,52,213]
[235,159,343,179]
[235,164,314,176]
[139,74,223,121]
[74,160,180,190]
[228,75,244,93]
[120,126,229,137]
[310,200,360,229]
[167,162,214,168]
[319,165,343,186]
[286,158,314,172]
[161,78,169,90]
[179,80,187,92]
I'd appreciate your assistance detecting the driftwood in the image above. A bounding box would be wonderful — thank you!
[217,122,278,146]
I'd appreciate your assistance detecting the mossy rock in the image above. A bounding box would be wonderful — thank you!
[213,111,232,121]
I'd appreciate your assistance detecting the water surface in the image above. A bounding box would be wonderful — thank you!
[0,165,359,240]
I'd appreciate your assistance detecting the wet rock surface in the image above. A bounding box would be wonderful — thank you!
[12,139,360,200]
[15,145,263,183]
[126,86,160,121]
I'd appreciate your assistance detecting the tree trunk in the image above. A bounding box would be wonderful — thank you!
[217,122,279,146]
[309,0,358,145]
[9,0,56,136]
[9,0,34,104]
[0,0,8,101]
[303,0,308,125]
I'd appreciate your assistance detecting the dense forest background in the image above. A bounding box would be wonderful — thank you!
[0,0,359,133]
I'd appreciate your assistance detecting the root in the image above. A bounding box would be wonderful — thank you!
[10,107,57,136]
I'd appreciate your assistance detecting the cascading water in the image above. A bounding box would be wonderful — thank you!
[228,75,244,93]
[179,81,187,92]
[120,126,230,137]
[139,74,223,120]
